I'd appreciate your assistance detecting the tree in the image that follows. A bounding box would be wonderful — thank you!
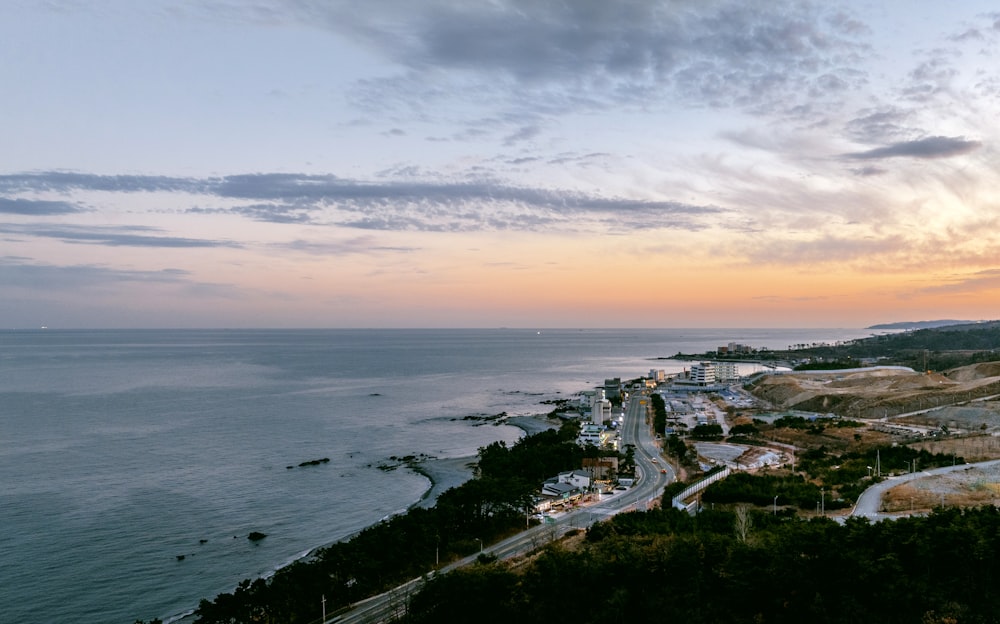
[734,504,753,544]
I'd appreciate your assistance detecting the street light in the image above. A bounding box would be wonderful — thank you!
[476,538,483,554]
[773,495,778,515]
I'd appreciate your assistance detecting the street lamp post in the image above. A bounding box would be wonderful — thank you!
[821,488,825,515]
[476,538,483,554]
[773,495,778,515]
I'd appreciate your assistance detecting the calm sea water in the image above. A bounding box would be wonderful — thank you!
[0,328,872,623]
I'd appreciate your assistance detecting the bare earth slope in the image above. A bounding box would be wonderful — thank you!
[749,364,1000,419]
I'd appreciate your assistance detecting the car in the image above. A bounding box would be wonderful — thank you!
[660,469,667,474]
[650,458,658,463]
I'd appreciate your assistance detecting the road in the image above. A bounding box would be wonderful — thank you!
[329,389,673,624]
[850,459,1000,520]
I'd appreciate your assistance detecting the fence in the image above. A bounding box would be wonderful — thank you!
[671,466,732,512]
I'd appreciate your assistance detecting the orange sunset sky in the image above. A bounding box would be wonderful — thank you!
[1,1,998,328]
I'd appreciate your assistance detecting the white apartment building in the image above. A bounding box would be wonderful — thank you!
[714,361,740,382]
[690,362,716,385]
[591,388,611,424]
[577,423,603,447]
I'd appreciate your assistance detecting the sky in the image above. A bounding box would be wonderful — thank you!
[1,0,998,329]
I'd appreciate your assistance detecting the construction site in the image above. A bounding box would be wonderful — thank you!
[742,361,1000,512]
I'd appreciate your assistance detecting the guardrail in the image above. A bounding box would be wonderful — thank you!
[671,467,731,512]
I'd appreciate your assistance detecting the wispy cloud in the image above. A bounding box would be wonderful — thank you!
[0,255,191,289]
[278,237,419,255]
[844,136,981,160]
[0,198,82,215]
[1,171,724,233]
[915,269,1000,295]
[742,234,908,267]
[0,223,241,248]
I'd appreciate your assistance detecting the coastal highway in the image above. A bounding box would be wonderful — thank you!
[623,390,677,494]
[329,390,674,624]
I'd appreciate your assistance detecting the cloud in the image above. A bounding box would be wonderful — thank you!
[279,237,419,255]
[503,124,542,146]
[916,269,1000,296]
[751,294,830,302]
[190,203,315,225]
[844,136,981,160]
[0,198,83,215]
[0,256,191,289]
[0,171,202,194]
[850,166,887,177]
[2,171,723,233]
[843,107,913,144]
[742,234,908,267]
[282,0,872,122]
[0,223,241,248]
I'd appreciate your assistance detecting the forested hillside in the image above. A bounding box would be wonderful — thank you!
[405,506,1000,624]
[789,321,1000,370]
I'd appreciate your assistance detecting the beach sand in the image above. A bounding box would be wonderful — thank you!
[410,415,561,508]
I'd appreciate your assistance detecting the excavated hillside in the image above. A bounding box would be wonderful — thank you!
[748,363,1000,419]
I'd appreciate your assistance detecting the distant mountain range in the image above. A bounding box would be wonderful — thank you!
[867,319,978,330]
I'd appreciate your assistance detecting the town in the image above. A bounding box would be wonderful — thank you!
[187,323,1000,624]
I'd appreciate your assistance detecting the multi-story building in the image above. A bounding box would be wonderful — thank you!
[591,388,611,424]
[690,362,716,386]
[603,377,622,401]
[715,361,740,382]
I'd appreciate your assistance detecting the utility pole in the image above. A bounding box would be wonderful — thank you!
[322,594,326,624]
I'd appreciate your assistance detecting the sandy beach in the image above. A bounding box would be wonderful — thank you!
[410,415,560,508]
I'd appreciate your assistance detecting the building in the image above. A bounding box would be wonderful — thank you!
[541,481,580,500]
[591,388,611,424]
[582,456,619,480]
[603,377,622,401]
[558,469,592,490]
[715,361,740,382]
[577,423,603,447]
[690,362,716,385]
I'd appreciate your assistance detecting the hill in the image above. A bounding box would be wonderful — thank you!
[748,362,1000,432]
[867,319,975,330]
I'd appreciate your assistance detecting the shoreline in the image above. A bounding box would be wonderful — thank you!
[408,414,561,508]
[168,414,562,623]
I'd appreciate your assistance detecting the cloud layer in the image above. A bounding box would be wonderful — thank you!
[0,171,723,233]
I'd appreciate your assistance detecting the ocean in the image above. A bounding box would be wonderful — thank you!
[0,328,873,623]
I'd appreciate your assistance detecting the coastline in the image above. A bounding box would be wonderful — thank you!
[409,414,561,508]
[170,414,562,623]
